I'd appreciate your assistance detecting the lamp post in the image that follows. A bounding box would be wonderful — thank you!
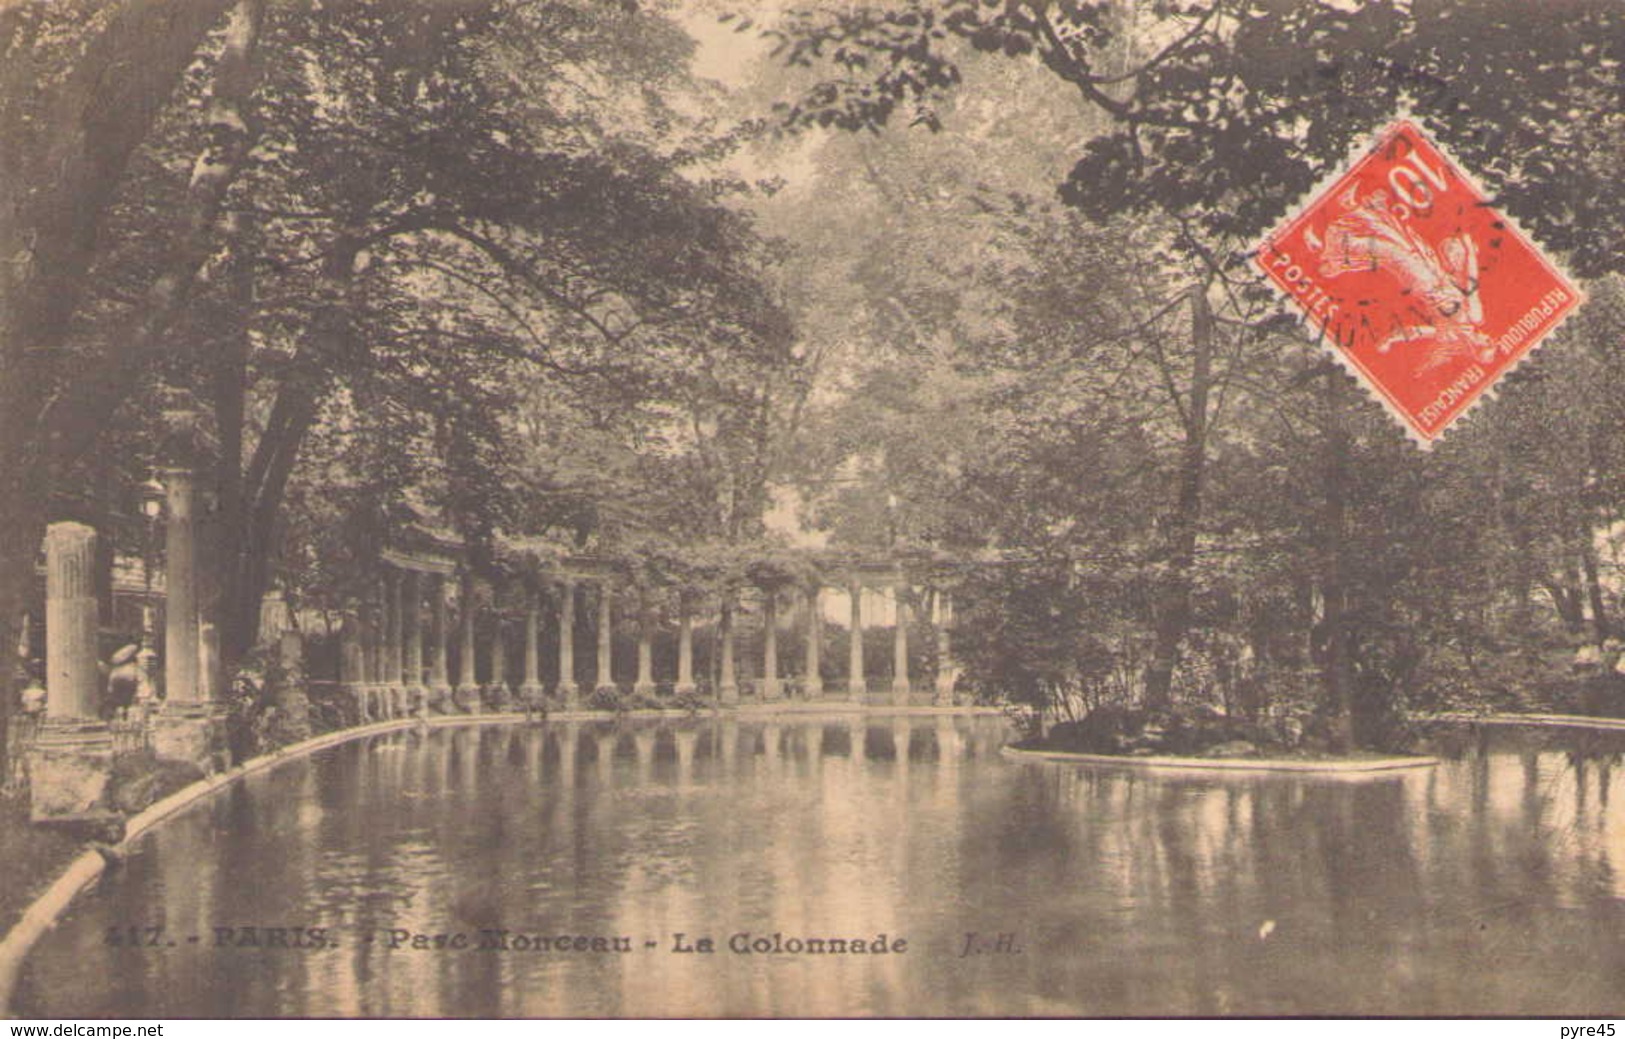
[136,477,165,709]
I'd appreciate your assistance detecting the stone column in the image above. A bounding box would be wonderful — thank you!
[456,572,480,708]
[675,592,696,697]
[402,570,423,704]
[384,567,404,715]
[718,594,739,705]
[44,522,100,720]
[520,583,545,705]
[428,572,452,709]
[760,587,781,700]
[488,611,510,708]
[364,588,381,718]
[355,600,374,722]
[595,582,615,693]
[847,580,865,701]
[634,588,655,697]
[934,591,957,706]
[892,584,911,704]
[339,605,364,722]
[804,584,824,700]
[162,468,200,704]
[396,574,413,716]
[556,578,578,708]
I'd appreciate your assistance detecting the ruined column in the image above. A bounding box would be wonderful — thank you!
[557,578,578,708]
[520,583,545,705]
[718,593,739,706]
[847,580,865,702]
[163,468,200,705]
[31,523,116,822]
[934,590,957,706]
[892,584,911,704]
[804,584,824,700]
[634,588,655,698]
[44,522,100,720]
[457,572,480,708]
[595,582,615,693]
[428,572,452,709]
[675,591,696,697]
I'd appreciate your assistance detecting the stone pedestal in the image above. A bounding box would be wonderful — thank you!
[29,720,115,824]
[151,704,228,775]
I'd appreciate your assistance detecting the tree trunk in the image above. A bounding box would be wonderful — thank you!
[1320,370,1355,754]
[1581,527,1611,644]
[40,0,266,470]
[1143,288,1213,709]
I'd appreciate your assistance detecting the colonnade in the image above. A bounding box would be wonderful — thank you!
[340,567,962,715]
[32,501,964,730]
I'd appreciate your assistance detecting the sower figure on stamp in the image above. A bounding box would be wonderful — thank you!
[1311,184,1492,368]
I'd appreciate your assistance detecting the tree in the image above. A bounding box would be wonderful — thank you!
[761,0,1625,743]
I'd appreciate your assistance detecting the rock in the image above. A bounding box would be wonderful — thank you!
[1204,740,1258,759]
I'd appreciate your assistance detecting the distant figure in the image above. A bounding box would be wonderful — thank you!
[105,644,141,718]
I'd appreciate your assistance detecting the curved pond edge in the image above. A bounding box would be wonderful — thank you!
[0,703,1003,1015]
[1422,710,1625,732]
[1001,745,1440,777]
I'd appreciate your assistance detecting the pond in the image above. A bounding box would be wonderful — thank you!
[13,714,1625,1017]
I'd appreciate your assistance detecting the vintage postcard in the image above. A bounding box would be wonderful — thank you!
[2,0,1624,1022]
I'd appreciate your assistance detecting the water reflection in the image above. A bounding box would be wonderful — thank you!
[14,718,1625,1017]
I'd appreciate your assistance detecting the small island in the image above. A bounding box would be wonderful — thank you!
[1007,703,1439,775]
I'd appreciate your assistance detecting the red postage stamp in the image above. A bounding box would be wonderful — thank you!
[1255,119,1582,445]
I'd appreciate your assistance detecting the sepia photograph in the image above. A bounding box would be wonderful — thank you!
[1,0,1624,1021]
